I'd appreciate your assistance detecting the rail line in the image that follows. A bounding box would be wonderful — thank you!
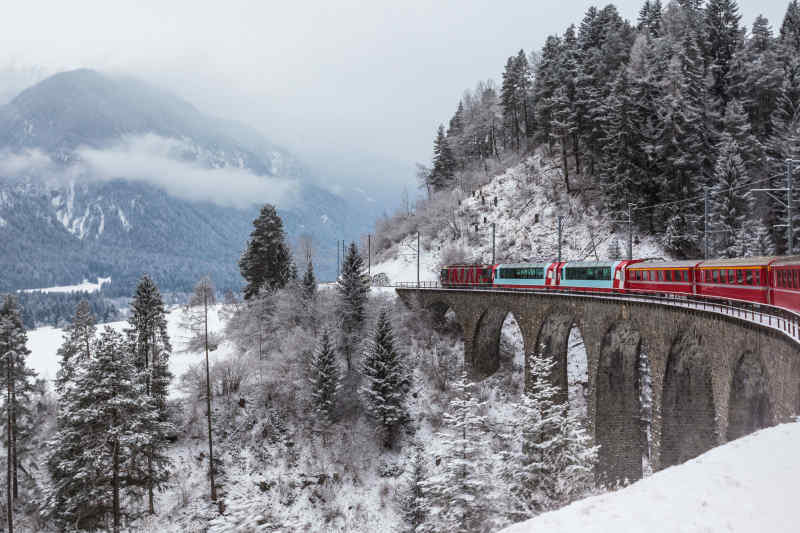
[390,282,800,345]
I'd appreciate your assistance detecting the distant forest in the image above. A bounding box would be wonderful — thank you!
[15,291,119,329]
[418,0,800,259]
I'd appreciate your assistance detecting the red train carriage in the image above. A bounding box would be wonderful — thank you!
[625,260,700,295]
[440,264,497,287]
[770,256,800,313]
[695,257,774,304]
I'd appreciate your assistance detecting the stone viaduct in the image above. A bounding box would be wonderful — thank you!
[396,288,800,483]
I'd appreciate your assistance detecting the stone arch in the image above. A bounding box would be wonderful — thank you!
[425,300,461,335]
[727,351,773,441]
[660,329,717,468]
[471,306,509,378]
[595,321,645,484]
[531,310,579,404]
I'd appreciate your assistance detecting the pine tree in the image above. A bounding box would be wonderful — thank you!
[309,329,341,441]
[127,275,173,514]
[704,0,743,112]
[499,353,597,519]
[637,0,663,37]
[360,308,410,449]
[301,260,317,331]
[45,327,156,533]
[399,445,428,533]
[780,0,800,54]
[711,138,751,257]
[0,295,36,524]
[429,125,457,191]
[420,373,496,532]
[336,242,369,371]
[54,300,96,395]
[239,204,292,299]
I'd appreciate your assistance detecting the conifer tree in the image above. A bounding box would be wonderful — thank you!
[127,275,173,514]
[607,237,622,260]
[0,295,36,525]
[54,300,96,395]
[302,260,317,331]
[499,353,597,519]
[399,445,429,533]
[360,308,410,449]
[780,0,800,54]
[429,125,457,191]
[421,373,496,532]
[309,329,341,440]
[711,139,752,257]
[46,327,154,533]
[637,0,663,37]
[239,204,292,299]
[704,0,743,111]
[336,242,369,371]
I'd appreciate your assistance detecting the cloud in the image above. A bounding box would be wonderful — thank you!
[0,135,298,209]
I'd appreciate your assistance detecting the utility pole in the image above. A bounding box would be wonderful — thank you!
[789,159,794,255]
[336,240,340,279]
[368,234,371,278]
[203,285,216,502]
[627,203,634,261]
[704,188,710,260]
[417,232,420,288]
[557,216,563,263]
[492,223,496,264]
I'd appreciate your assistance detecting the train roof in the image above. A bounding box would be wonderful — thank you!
[496,262,555,268]
[441,264,494,268]
[770,255,800,267]
[630,259,702,269]
[562,260,619,267]
[698,256,777,268]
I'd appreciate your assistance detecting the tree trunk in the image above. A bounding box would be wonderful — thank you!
[6,355,13,533]
[572,132,581,176]
[11,379,17,500]
[112,438,120,533]
[561,134,571,193]
[204,291,217,501]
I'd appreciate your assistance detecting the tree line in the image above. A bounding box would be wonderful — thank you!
[421,0,800,259]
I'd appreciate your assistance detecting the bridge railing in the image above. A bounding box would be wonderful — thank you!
[390,282,800,343]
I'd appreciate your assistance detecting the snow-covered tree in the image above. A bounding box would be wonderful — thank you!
[711,139,751,257]
[499,352,597,520]
[421,373,497,532]
[607,237,622,260]
[309,329,341,440]
[337,242,369,371]
[54,300,95,395]
[127,275,173,513]
[45,327,156,533]
[239,204,292,299]
[360,308,410,449]
[429,125,457,191]
[399,444,429,533]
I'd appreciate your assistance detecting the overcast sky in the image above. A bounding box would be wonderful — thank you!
[0,0,792,206]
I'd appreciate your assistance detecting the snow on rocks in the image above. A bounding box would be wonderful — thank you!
[500,421,800,533]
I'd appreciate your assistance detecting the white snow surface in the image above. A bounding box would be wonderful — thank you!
[21,276,111,294]
[500,421,800,533]
[26,304,229,395]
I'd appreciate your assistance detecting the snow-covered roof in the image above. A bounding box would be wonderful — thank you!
[631,260,703,269]
[699,256,777,268]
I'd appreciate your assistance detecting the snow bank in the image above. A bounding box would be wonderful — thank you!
[21,276,111,294]
[500,421,800,533]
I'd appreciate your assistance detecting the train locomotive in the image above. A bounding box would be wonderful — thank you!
[440,256,800,314]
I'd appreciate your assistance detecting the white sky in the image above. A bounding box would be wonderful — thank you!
[0,0,791,205]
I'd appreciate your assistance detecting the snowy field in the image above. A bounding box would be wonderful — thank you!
[500,421,800,533]
[20,276,112,294]
[26,304,230,395]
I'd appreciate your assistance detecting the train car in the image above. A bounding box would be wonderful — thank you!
[440,264,496,287]
[695,256,775,304]
[769,256,800,313]
[493,262,552,289]
[625,259,701,295]
[552,260,640,292]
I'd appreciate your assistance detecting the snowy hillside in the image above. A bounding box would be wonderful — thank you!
[371,152,667,285]
[500,421,800,533]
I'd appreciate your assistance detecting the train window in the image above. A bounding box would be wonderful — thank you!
[712,270,718,283]
[746,270,753,285]
[564,266,612,280]
[737,270,743,283]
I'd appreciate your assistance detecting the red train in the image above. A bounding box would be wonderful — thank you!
[440,256,800,314]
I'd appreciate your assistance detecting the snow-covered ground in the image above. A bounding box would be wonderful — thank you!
[20,276,111,294]
[500,421,800,533]
[26,304,231,395]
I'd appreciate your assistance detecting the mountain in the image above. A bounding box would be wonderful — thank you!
[0,69,364,295]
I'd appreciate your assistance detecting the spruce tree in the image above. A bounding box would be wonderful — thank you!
[637,0,663,37]
[45,327,154,533]
[239,204,292,299]
[421,373,495,532]
[309,329,341,441]
[399,445,429,533]
[302,260,317,302]
[711,139,751,257]
[0,295,36,520]
[704,0,743,112]
[780,0,800,54]
[54,300,96,395]
[360,308,410,449]
[336,242,369,371]
[127,275,173,514]
[499,353,597,519]
[429,125,457,191]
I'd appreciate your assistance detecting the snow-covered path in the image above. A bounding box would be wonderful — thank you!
[500,421,800,533]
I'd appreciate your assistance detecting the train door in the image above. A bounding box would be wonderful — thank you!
[766,266,773,305]
[613,262,625,290]
[545,262,559,287]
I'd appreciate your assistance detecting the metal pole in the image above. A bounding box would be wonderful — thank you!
[492,223,496,264]
[557,216,563,263]
[336,240,340,279]
[368,234,371,278]
[704,188,710,260]
[789,160,794,255]
[627,203,633,261]
[417,232,420,288]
